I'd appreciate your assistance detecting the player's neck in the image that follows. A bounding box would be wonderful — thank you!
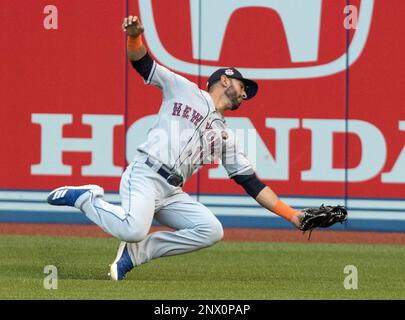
[215,104,227,116]
[209,92,230,115]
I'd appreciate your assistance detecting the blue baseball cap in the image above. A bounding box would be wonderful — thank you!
[207,67,258,99]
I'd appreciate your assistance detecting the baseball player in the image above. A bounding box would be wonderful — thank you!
[47,15,304,280]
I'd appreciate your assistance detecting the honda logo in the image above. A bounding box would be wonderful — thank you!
[139,0,374,79]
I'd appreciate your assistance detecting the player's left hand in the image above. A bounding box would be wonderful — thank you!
[290,211,304,229]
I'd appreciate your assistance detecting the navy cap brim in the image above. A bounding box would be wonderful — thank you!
[238,78,258,100]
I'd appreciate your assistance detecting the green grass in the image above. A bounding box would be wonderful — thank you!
[0,235,404,299]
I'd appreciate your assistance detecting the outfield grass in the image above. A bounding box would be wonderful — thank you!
[0,235,404,299]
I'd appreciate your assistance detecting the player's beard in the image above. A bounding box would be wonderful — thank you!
[225,84,243,110]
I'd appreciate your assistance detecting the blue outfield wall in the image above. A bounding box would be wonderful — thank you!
[1,190,405,232]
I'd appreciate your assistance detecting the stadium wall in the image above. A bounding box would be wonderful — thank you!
[1,0,404,231]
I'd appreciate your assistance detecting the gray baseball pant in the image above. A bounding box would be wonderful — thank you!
[80,158,223,266]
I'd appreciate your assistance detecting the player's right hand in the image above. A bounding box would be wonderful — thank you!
[122,15,144,37]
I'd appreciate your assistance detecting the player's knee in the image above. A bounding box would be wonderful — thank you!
[204,221,224,245]
[118,228,148,243]
[212,221,224,243]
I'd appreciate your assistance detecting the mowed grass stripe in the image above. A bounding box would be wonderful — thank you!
[0,235,404,299]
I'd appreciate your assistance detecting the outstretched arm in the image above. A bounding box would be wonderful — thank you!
[121,15,182,89]
[122,15,155,82]
[255,186,303,228]
[232,174,303,228]
[122,15,147,61]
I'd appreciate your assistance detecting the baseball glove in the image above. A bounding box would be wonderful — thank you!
[299,204,348,238]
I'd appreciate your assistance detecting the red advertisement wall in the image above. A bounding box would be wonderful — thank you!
[1,1,404,229]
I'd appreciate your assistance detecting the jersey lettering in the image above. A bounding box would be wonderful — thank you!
[190,110,203,126]
[172,102,183,116]
[172,102,203,127]
[182,106,192,119]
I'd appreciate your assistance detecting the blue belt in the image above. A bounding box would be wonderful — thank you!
[145,157,184,187]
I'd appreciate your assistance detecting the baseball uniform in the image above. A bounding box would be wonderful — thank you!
[78,57,255,266]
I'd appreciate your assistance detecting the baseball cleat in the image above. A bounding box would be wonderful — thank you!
[47,185,104,209]
[110,241,134,281]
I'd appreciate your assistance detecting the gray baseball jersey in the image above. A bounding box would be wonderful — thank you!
[137,61,254,181]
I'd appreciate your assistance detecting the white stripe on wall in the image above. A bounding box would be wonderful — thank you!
[0,190,404,221]
[0,190,120,203]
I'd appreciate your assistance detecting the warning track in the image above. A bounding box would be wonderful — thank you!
[1,223,404,245]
